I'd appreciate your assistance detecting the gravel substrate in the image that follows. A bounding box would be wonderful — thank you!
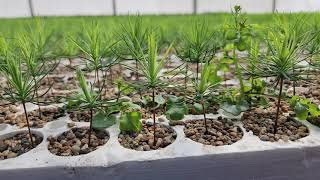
[303,82,320,103]
[139,107,163,119]
[40,76,77,91]
[15,107,65,128]
[307,116,320,128]
[47,127,109,156]
[118,121,177,151]
[183,117,243,146]
[0,132,43,160]
[242,109,309,142]
[188,104,219,115]
[0,104,19,124]
[285,78,320,104]
[40,90,77,103]
[67,110,95,122]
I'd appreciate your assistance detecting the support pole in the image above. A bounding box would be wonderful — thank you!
[112,0,117,16]
[28,0,34,17]
[272,0,276,13]
[193,0,197,15]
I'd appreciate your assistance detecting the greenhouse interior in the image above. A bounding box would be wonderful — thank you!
[0,0,320,180]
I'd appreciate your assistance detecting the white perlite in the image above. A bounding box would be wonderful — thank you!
[0,103,320,170]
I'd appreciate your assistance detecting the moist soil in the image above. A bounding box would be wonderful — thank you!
[15,107,65,128]
[242,108,309,142]
[0,132,43,160]
[67,109,96,122]
[47,127,109,156]
[184,117,243,146]
[118,121,177,151]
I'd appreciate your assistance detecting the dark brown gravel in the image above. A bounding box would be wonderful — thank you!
[307,116,320,128]
[242,109,309,142]
[0,104,19,124]
[0,132,43,160]
[139,107,164,119]
[188,104,219,115]
[169,121,186,126]
[118,121,177,151]
[67,110,96,122]
[47,127,109,156]
[15,107,65,128]
[40,76,77,91]
[184,117,243,146]
[284,77,320,104]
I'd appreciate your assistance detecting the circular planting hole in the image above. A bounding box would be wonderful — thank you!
[47,127,109,156]
[67,110,95,122]
[16,107,66,128]
[242,110,309,142]
[0,131,43,160]
[188,102,219,115]
[307,116,320,128]
[184,117,243,146]
[0,104,20,124]
[118,121,177,151]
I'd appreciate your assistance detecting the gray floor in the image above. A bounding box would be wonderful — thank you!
[1,146,320,180]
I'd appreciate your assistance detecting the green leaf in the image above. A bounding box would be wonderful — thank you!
[115,78,135,96]
[193,103,203,113]
[122,102,141,112]
[243,85,252,93]
[225,43,234,51]
[155,94,165,105]
[119,111,142,133]
[66,98,81,109]
[294,102,308,120]
[289,95,300,108]
[301,98,311,105]
[251,79,266,94]
[165,95,188,121]
[221,101,249,116]
[166,107,185,121]
[92,111,116,130]
[290,96,320,120]
[308,103,320,117]
[258,97,269,108]
[237,39,247,51]
[238,100,250,111]
[221,103,241,116]
[219,63,229,72]
[141,96,151,106]
[221,58,234,64]
[225,29,237,40]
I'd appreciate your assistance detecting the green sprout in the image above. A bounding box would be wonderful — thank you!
[305,17,320,72]
[126,31,173,145]
[70,21,114,89]
[117,16,149,82]
[69,69,100,146]
[0,37,37,147]
[16,19,57,118]
[177,19,218,90]
[272,14,311,95]
[289,96,320,120]
[68,68,120,146]
[248,21,313,134]
[224,5,253,99]
[56,32,79,67]
[193,60,221,133]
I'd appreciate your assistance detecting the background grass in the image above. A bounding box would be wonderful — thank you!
[0,13,319,38]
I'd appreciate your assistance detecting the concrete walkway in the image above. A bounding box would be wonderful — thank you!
[1,146,320,180]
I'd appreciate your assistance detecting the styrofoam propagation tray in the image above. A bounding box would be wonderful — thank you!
[0,102,320,170]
